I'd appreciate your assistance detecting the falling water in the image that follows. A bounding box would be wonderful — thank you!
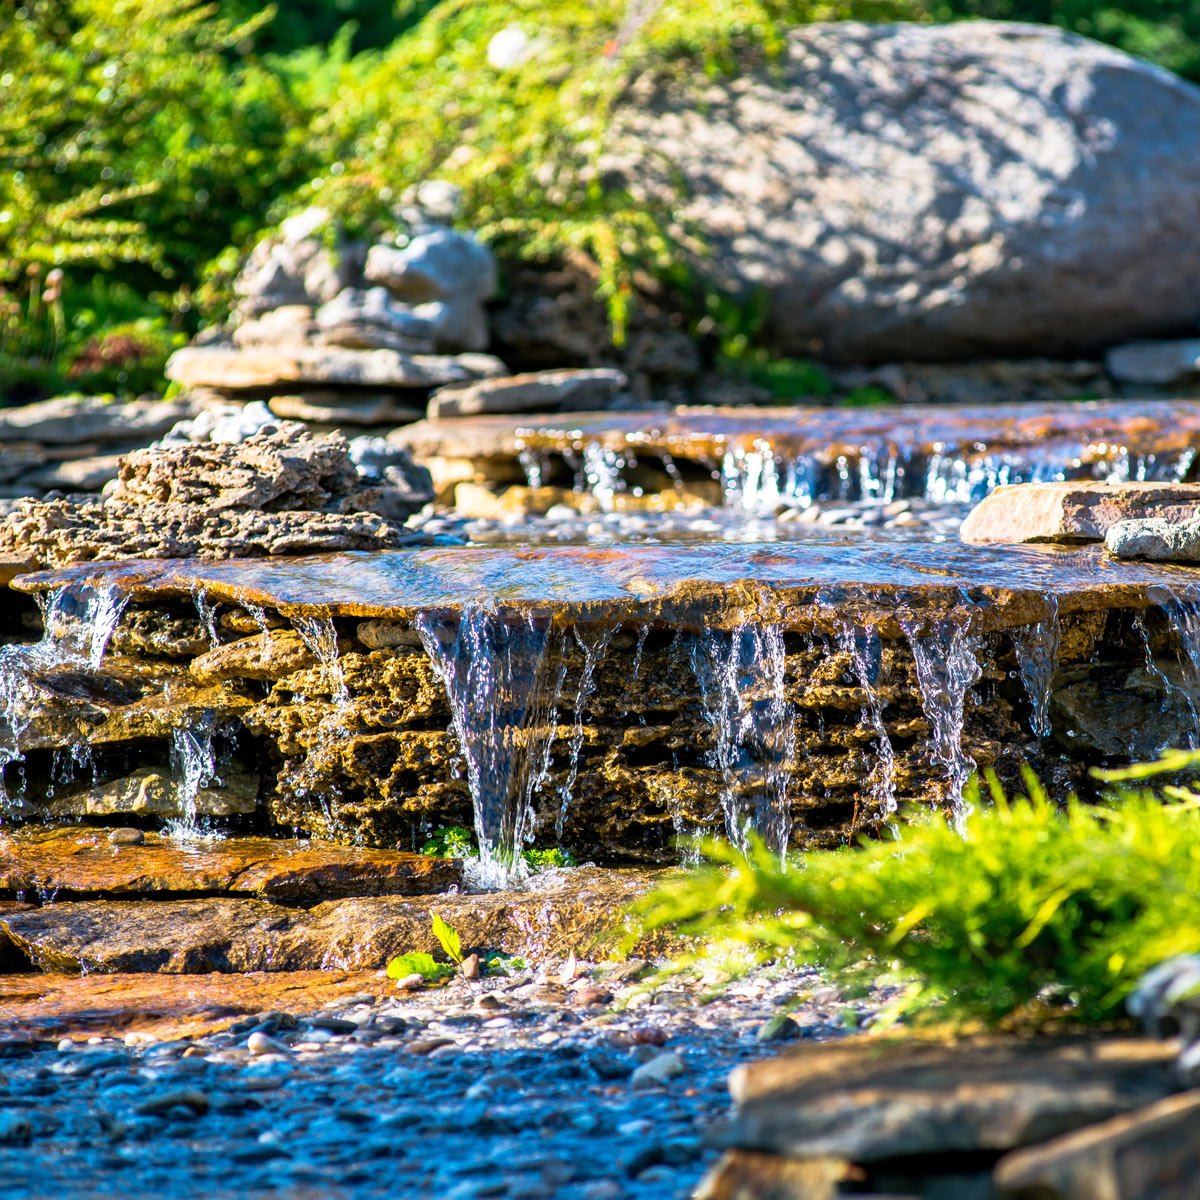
[292,614,349,706]
[193,589,220,648]
[0,581,129,812]
[556,626,615,837]
[902,610,983,830]
[1150,590,1200,747]
[690,623,796,854]
[417,604,565,887]
[1011,600,1061,738]
[165,717,219,840]
[1132,609,1200,748]
[834,618,898,821]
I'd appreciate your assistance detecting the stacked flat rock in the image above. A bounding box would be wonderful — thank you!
[0,421,434,570]
[166,200,507,422]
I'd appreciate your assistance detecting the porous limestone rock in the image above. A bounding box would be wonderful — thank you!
[961,482,1200,546]
[47,768,259,819]
[0,425,433,568]
[609,22,1200,361]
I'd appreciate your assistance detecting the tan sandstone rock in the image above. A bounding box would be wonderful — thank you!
[960,482,1200,545]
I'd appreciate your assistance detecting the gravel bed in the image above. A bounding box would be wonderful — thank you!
[0,962,892,1200]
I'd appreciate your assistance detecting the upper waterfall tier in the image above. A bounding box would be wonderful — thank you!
[16,540,1200,632]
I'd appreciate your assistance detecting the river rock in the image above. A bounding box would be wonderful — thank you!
[0,396,200,445]
[47,768,259,819]
[695,1151,859,1200]
[1106,513,1200,562]
[993,1091,1200,1200]
[365,230,496,305]
[267,393,425,427]
[961,482,1200,546]
[609,21,1200,361]
[1107,339,1200,387]
[726,1037,1179,1161]
[188,629,320,685]
[231,304,318,349]
[314,286,436,349]
[165,345,507,393]
[0,425,433,567]
[0,829,460,905]
[428,368,629,418]
[233,207,365,320]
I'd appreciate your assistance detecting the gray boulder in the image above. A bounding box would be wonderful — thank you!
[610,21,1200,362]
[1106,513,1200,561]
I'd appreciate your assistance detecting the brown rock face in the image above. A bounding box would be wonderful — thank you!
[726,1036,1180,1161]
[993,1091,1200,1200]
[0,969,396,1041]
[960,482,1200,546]
[0,425,432,568]
[0,868,660,973]
[0,829,460,904]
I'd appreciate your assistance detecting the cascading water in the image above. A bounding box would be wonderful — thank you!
[690,623,796,855]
[1010,600,1061,738]
[1162,592,1200,729]
[902,608,983,830]
[417,604,565,887]
[0,581,129,813]
[165,717,219,841]
[833,617,898,821]
[556,626,615,837]
[193,588,220,648]
[292,614,349,706]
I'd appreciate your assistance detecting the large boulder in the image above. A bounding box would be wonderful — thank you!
[611,22,1200,362]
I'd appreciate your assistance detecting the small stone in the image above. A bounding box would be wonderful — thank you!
[755,1013,803,1043]
[407,1037,454,1056]
[107,828,145,846]
[394,973,426,991]
[246,1031,289,1056]
[630,1051,685,1088]
[460,953,481,980]
[134,1089,209,1116]
[573,986,613,1008]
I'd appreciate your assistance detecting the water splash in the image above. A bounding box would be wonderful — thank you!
[194,589,220,648]
[0,581,129,812]
[834,618,897,821]
[1011,600,1061,738]
[164,717,219,841]
[690,623,796,854]
[902,610,983,830]
[417,604,565,887]
[292,614,348,706]
[556,626,615,837]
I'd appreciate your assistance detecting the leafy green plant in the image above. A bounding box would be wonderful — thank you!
[523,847,576,871]
[431,911,463,964]
[421,825,477,859]
[385,951,456,983]
[633,765,1200,1028]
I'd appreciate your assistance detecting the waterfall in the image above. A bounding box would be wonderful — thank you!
[690,623,796,855]
[1011,599,1061,739]
[292,614,349,706]
[417,604,565,887]
[902,611,983,830]
[1153,590,1200,747]
[834,618,898,821]
[556,626,615,837]
[0,581,129,812]
[193,588,220,648]
[165,717,219,841]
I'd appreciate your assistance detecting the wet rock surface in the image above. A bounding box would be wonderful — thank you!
[0,829,460,905]
[0,961,874,1200]
[0,867,662,973]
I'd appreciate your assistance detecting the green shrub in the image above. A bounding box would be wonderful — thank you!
[633,764,1200,1028]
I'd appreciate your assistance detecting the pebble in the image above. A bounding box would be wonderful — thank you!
[629,1052,685,1088]
[246,1032,289,1056]
[107,827,145,846]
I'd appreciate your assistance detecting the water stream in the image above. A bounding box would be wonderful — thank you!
[416,604,565,887]
[833,617,898,821]
[690,623,796,855]
[1010,599,1061,739]
[556,626,615,838]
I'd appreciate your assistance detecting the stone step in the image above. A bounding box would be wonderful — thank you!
[0,829,460,905]
[0,867,662,974]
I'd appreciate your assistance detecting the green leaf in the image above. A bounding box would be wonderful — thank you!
[431,912,463,964]
[385,952,454,982]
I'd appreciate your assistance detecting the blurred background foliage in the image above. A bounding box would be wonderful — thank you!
[2,0,1198,399]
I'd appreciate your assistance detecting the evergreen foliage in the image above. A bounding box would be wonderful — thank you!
[632,763,1200,1028]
